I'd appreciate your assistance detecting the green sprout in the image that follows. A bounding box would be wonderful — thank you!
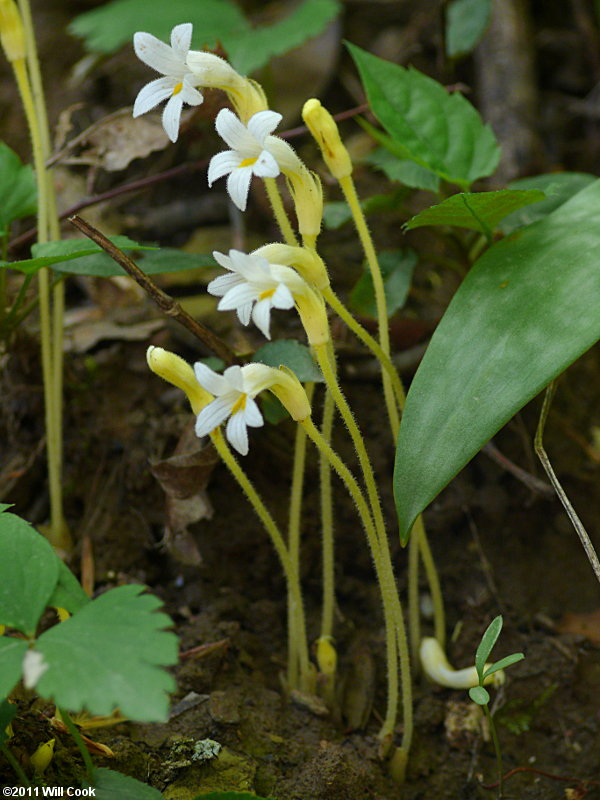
[468,616,524,797]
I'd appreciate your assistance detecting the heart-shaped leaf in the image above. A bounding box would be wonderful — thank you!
[348,43,500,189]
[394,179,600,541]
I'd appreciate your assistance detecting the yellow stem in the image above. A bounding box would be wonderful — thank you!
[319,385,336,640]
[287,381,314,689]
[264,177,297,246]
[210,428,313,692]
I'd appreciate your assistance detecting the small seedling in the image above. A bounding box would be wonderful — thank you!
[468,616,524,797]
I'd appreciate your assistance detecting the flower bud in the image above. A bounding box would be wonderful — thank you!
[302,98,352,180]
[0,0,25,62]
[147,346,212,415]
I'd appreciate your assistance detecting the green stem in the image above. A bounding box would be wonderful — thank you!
[322,285,405,426]
[0,741,31,786]
[264,177,297,247]
[339,174,398,438]
[287,381,314,689]
[319,386,336,640]
[210,428,313,691]
[483,703,504,798]
[301,417,400,742]
[59,708,94,782]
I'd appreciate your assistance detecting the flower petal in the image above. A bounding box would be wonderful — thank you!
[218,283,260,311]
[212,250,234,271]
[236,302,253,326]
[243,396,264,427]
[252,149,280,179]
[162,94,184,142]
[226,411,249,455]
[208,151,241,186]
[170,23,192,60]
[227,250,270,281]
[251,298,273,339]
[179,79,204,106]
[134,31,184,75]
[133,77,175,117]
[270,282,295,310]
[196,396,235,437]
[222,364,245,392]
[215,108,258,154]
[226,166,253,211]
[207,272,244,297]
[247,110,282,142]
[194,362,228,395]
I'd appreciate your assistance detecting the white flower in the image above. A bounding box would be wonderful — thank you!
[22,649,49,689]
[208,249,311,339]
[194,363,268,455]
[133,23,203,142]
[208,108,283,211]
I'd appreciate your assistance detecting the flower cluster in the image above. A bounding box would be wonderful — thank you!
[134,23,329,455]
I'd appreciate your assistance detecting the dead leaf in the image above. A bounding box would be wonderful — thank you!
[63,315,165,353]
[557,609,600,644]
[57,107,194,172]
[150,422,219,566]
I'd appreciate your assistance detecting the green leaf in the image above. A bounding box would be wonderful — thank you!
[0,699,18,745]
[468,685,489,705]
[475,616,502,678]
[90,767,164,800]
[69,0,340,76]
[46,561,90,615]
[483,653,525,678]
[252,340,323,383]
[364,146,440,192]
[34,585,177,721]
[499,172,597,234]
[405,190,545,236]
[0,510,59,635]
[350,249,417,318]
[52,246,216,277]
[225,0,341,75]
[446,0,492,58]
[69,0,247,56]
[0,237,156,276]
[394,179,600,541]
[347,43,500,189]
[0,638,28,699]
[0,142,37,230]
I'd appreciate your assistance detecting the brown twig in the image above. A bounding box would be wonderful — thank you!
[68,214,238,366]
[480,764,600,793]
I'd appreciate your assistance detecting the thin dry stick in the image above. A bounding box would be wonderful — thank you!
[534,380,600,585]
[68,214,238,366]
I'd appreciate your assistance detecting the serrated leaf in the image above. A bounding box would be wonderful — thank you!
[0,512,59,635]
[0,699,18,745]
[350,249,417,318]
[364,146,440,192]
[405,190,545,236]
[394,179,600,542]
[446,0,492,58]
[468,685,489,705]
[225,0,341,74]
[252,340,323,383]
[499,172,597,234]
[0,638,28,699]
[0,142,37,230]
[34,585,177,721]
[69,0,247,56]
[90,767,164,800]
[475,616,502,678]
[348,42,500,188]
[0,237,156,276]
[46,561,90,615]
[483,652,524,679]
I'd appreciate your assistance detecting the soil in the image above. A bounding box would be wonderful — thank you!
[1,1,600,799]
